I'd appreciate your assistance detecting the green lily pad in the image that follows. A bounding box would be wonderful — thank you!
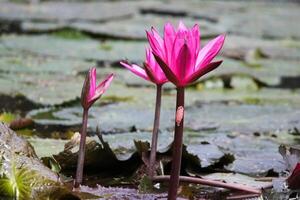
[0,35,145,63]
[203,173,271,188]
[69,14,221,40]
[0,1,135,23]
[28,138,67,158]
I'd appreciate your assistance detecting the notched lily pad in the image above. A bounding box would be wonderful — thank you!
[185,143,234,168]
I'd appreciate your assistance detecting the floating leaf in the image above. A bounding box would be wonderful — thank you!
[138,175,153,193]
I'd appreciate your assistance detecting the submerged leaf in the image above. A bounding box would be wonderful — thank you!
[138,175,153,193]
[42,156,62,173]
[0,112,17,124]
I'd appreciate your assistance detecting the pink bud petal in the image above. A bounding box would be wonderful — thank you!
[81,68,114,110]
[176,106,184,126]
[92,73,114,101]
[89,67,97,100]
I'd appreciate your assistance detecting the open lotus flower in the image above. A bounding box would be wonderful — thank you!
[120,48,168,85]
[147,21,225,87]
[81,67,114,109]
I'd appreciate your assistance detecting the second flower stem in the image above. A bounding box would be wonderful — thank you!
[149,84,162,179]
[74,108,88,188]
[168,87,185,200]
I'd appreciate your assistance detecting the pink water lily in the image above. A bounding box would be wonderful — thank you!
[75,67,114,188]
[120,48,168,85]
[81,67,114,109]
[120,48,168,179]
[147,21,225,87]
[146,22,225,200]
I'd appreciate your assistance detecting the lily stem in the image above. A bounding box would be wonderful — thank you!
[149,84,162,179]
[168,87,185,200]
[74,108,88,188]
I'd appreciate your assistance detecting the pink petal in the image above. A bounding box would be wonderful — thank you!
[185,60,223,84]
[185,30,197,69]
[146,48,156,69]
[146,48,167,84]
[151,27,164,48]
[146,29,165,59]
[191,24,201,71]
[143,62,160,84]
[171,31,185,68]
[92,73,114,101]
[192,24,200,55]
[175,43,193,83]
[81,68,92,109]
[120,61,150,81]
[88,67,97,99]
[195,34,225,69]
[164,22,176,65]
[178,21,188,32]
[153,52,179,86]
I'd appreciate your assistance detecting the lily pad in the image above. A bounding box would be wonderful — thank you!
[69,14,221,40]
[185,143,228,168]
[0,35,145,63]
[0,1,135,23]
[28,138,67,158]
[204,173,271,189]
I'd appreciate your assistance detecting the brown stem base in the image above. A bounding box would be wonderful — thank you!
[74,108,88,188]
[153,175,262,194]
[148,84,162,179]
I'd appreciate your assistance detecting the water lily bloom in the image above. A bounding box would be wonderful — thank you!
[120,49,168,179]
[146,22,225,200]
[147,21,225,87]
[120,48,168,85]
[75,67,114,188]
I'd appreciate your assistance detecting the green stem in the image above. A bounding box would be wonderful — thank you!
[148,84,162,179]
[168,87,185,200]
[74,108,88,188]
